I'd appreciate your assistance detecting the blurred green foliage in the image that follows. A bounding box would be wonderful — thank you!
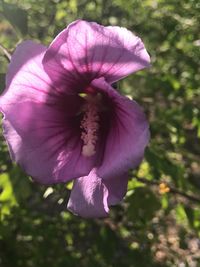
[0,0,200,266]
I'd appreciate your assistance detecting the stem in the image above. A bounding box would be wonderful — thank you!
[0,44,11,62]
[133,176,200,203]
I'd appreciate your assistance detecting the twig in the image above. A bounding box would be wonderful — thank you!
[0,44,11,62]
[134,176,200,203]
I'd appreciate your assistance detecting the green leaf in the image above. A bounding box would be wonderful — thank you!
[2,2,28,36]
[127,187,161,222]
[9,166,32,203]
[175,204,187,224]
[184,205,194,227]
[0,173,17,220]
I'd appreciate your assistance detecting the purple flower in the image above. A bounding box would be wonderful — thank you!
[0,20,150,218]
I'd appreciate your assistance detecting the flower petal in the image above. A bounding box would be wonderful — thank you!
[0,41,96,184]
[67,168,129,218]
[43,20,150,84]
[67,168,109,218]
[0,40,62,108]
[6,41,47,89]
[104,173,129,206]
[2,100,98,184]
[92,78,150,180]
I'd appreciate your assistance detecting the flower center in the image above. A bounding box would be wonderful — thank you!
[80,93,102,157]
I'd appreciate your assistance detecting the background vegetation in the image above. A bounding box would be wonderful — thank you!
[0,0,200,266]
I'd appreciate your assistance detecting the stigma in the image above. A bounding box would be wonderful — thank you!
[80,93,102,157]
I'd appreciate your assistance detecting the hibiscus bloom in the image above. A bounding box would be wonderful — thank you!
[0,20,150,218]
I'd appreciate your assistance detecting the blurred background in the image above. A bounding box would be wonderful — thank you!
[0,0,200,266]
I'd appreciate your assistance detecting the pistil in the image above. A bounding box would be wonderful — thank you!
[80,93,102,157]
